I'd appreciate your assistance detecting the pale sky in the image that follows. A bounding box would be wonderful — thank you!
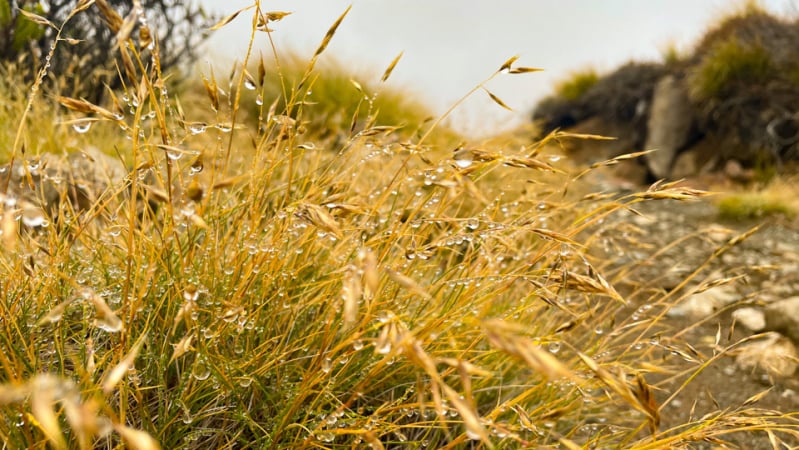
[197,0,795,136]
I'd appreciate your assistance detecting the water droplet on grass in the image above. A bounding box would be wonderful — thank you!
[95,314,122,333]
[21,207,48,228]
[72,122,92,134]
[316,432,335,443]
[192,360,211,380]
[321,357,333,374]
[166,150,183,161]
[244,79,256,90]
[188,123,206,135]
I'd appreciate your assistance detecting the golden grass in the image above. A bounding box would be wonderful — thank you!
[0,2,797,449]
[716,176,799,220]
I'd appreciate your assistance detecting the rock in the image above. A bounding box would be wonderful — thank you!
[763,296,799,344]
[723,159,754,183]
[732,307,766,332]
[644,75,696,179]
[735,332,799,378]
[667,285,739,320]
[0,148,128,226]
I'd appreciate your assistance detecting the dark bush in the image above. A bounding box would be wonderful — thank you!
[0,0,216,99]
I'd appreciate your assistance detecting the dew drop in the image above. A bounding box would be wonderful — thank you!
[316,432,335,443]
[72,121,92,134]
[188,123,207,135]
[95,314,122,333]
[454,158,473,169]
[244,79,256,90]
[192,360,211,381]
[21,207,48,228]
[183,286,199,302]
[376,342,392,355]
[166,150,183,161]
[466,429,482,440]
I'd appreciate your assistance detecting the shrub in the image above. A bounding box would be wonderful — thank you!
[0,0,215,99]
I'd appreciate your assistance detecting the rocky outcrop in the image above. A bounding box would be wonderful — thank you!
[644,75,697,179]
[532,9,799,180]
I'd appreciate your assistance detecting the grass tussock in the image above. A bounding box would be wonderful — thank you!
[716,177,799,220]
[554,68,599,101]
[0,2,798,449]
[689,37,773,100]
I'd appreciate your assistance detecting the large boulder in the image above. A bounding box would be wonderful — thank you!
[644,75,698,178]
[532,9,799,180]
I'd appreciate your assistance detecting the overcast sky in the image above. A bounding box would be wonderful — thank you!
[196,0,796,136]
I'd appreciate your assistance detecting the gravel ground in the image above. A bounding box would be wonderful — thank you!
[590,192,799,448]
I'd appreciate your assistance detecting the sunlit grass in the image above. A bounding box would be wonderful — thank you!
[716,177,799,220]
[0,2,797,449]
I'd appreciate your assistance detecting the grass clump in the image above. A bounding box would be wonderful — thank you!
[717,178,799,220]
[689,37,773,100]
[257,57,437,139]
[554,68,599,101]
[0,2,798,449]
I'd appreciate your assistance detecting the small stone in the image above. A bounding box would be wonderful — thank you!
[699,224,734,243]
[735,332,799,378]
[764,296,799,343]
[667,285,738,319]
[732,307,766,331]
[631,214,656,227]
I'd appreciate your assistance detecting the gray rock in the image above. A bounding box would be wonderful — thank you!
[764,296,799,344]
[667,285,739,320]
[732,307,766,332]
[644,75,695,179]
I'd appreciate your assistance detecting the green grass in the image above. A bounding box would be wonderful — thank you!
[554,68,599,101]
[689,37,773,100]
[716,178,799,220]
[249,56,440,141]
[0,3,798,449]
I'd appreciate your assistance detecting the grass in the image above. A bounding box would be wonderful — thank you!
[689,37,773,100]
[716,177,799,220]
[245,55,445,142]
[553,68,599,101]
[0,2,798,449]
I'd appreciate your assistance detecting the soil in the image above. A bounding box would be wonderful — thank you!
[585,173,799,448]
